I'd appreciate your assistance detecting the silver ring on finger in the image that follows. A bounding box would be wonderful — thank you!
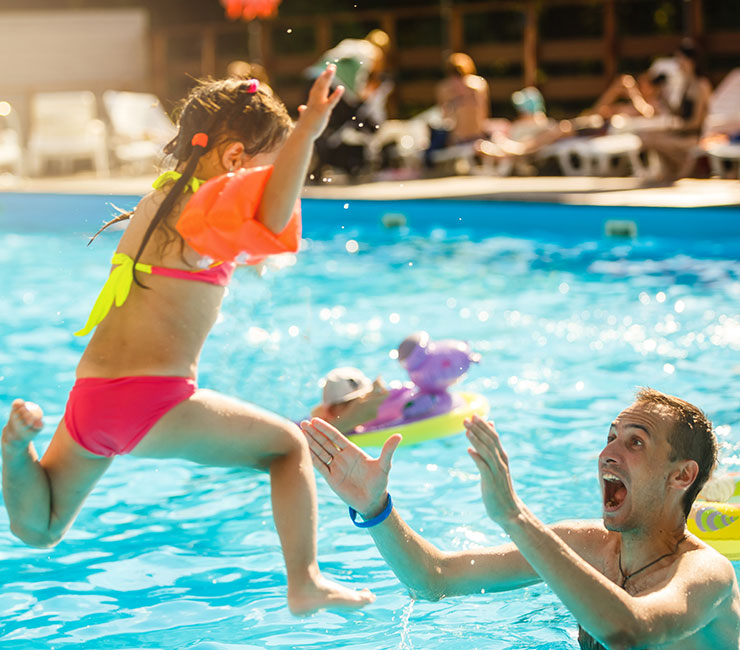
[326,455,333,467]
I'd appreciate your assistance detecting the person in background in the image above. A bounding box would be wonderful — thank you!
[426,52,490,165]
[305,29,394,177]
[506,87,555,142]
[309,331,480,435]
[475,86,578,162]
[310,367,389,434]
[306,29,391,108]
[567,52,684,131]
[436,52,490,144]
[639,39,713,182]
[588,71,670,121]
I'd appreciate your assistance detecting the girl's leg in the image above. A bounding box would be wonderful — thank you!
[130,388,374,614]
[2,400,113,547]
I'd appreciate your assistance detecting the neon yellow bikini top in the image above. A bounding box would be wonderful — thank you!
[75,171,235,337]
[151,171,205,193]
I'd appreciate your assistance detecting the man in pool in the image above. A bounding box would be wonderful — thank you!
[301,387,740,649]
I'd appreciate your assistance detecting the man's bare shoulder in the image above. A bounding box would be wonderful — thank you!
[550,519,616,564]
[669,538,740,645]
[679,536,737,588]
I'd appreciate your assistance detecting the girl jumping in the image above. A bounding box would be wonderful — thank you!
[2,65,374,614]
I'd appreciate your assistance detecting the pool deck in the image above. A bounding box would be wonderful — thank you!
[1,172,739,208]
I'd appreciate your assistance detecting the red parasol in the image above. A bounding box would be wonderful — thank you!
[221,0,281,21]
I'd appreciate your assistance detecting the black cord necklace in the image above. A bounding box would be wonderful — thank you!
[618,534,687,589]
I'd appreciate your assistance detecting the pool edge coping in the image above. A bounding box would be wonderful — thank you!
[0,175,738,209]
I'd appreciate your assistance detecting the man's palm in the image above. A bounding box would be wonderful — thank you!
[301,418,401,516]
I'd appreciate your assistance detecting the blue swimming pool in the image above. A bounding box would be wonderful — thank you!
[1,193,739,649]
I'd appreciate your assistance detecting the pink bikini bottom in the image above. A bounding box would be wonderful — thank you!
[64,376,197,457]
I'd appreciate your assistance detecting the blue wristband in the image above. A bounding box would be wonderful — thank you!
[349,493,393,528]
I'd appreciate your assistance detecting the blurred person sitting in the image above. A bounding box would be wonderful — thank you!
[425,52,490,166]
[639,39,712,182]
[436,52,490,143]
[475,87,603,164]
[507,87,555,142]
[585,58,689,136]
[305,29,393,178]
[588,72,670,121]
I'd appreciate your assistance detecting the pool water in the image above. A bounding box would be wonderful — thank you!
[1,195,739,649]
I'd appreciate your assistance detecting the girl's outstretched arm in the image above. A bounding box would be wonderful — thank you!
[256,65,344,233]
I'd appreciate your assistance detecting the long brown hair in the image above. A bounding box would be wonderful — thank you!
[93,77,292,287]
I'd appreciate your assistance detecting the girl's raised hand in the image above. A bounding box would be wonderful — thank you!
[296,64,345,140]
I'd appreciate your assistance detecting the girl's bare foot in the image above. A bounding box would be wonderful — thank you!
[2,399,43,449]
[287,574,375,615]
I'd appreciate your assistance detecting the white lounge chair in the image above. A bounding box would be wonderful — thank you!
[705,141,740,178]
[703,68,740,135]
[27,91,109,176]
[0,101,23,176]
[103,90,176,172]
[702,68,740,178]
[370,117,429,169]
[542,54,693,178]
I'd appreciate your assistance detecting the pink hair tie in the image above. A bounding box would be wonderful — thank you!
[245,79,259,93]
[191,132,209,148]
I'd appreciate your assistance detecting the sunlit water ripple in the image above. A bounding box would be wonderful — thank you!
[0,198,738,649]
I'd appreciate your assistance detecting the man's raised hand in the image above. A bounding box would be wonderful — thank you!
[301,418,401,519]
[465,414,521,525]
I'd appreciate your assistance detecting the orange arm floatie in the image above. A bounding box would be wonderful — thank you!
[175,165,301,264]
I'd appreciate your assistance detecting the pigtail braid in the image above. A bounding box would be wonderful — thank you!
[92,75,290,290]
[87,208,134,246]
[131,133,211,288]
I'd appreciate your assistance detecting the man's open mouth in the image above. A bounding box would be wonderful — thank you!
[603,472,627,511]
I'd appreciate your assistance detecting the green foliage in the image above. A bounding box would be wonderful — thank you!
[616,0,683,35]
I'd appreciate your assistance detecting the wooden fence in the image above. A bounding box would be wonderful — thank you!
[151,0,740,118]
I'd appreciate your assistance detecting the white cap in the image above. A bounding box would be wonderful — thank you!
[320,367,373,406]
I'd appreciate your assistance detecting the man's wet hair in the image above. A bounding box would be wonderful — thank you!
[635,387,717,518]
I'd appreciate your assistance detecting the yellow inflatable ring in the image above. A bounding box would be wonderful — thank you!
[688,473,740,560]
[347,391,490,448]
